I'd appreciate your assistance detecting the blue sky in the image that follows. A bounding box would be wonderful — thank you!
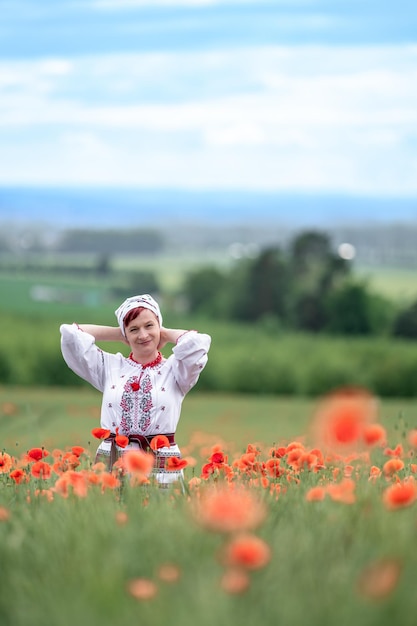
[1,0,416,196]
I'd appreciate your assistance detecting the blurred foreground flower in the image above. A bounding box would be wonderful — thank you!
[121,449,154,476]
[192,485,267,533]
[356,558,402,601]
[0,506,10,522]
[383,480,417,510]
[310,387,379,454]
[157,563,181,583]
[221,533,271,570]
[127,578,158,601]
[220,568,251,594]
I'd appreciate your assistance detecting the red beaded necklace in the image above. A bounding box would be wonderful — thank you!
[128,351,163,368]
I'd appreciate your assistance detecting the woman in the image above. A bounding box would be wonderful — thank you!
[60,294,211,486]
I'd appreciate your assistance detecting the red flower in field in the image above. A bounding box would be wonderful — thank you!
[115,511,129,526]
[363,423,387,447]
[384,444,403,457]
[100,472,121,491]
[0,452,13,474]
[221,533,271,570]
[122,449,154,476]
[188,476,202,490]
[209,449,227,465]
[0,506,11,522]
[269,446,287,458]
[63,452,81,470]
[127,578,158,601]
[27,448,49,462]
[10,468,26,484]
[115,435,129,448]
[383,458,405,477]
[220,568,250,595]
[326,478,356,504]
[91,428,111,440]
[201,462,216,480]
[383,480,417,509]
[166,456,188,471]
[369,466,382,482]
[305,486,326,502]
[408,430,417,448]
[56,471,89,498]
[71,446,86,457]
[264,458,284,478]
[193,485,267,534]
[310,387,378,454]
[356,558,402,601]
[157,563,181,584]
[30,461,52,480]
[150,435,171,451]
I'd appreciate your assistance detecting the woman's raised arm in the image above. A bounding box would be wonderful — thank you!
[77,324,127,343]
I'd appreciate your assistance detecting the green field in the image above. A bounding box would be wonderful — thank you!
[1,387,415,459]
[2,388,417,626]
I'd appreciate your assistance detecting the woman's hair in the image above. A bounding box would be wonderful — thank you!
[123,306,157,328]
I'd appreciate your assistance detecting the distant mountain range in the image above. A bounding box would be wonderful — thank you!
[0,186,416,229]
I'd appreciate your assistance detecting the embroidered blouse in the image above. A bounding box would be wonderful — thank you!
[60,323,211,438]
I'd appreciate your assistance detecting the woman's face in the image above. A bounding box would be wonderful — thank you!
[124,309,160,362]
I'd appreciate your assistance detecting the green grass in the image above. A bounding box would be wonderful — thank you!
[2,389,417,626]
[0,386,415,460]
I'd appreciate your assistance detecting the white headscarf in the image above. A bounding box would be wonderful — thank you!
[115,294,163,337]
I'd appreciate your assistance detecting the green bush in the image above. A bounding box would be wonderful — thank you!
[1,312,417,398]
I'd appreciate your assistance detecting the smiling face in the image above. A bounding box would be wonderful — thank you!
[124,308,161,364]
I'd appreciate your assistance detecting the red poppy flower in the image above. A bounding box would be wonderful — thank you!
[221,533,271,570]
[383,458,405,476]
[193,485,267,534]
[220,568,250,595]
[310,387,378,454]
[100,472,121,491]
[115,434,129,448]
[10,468,26,484]
[91,428,111,440]
[209,451,227,465]
[122,449,154,475]
[0,506,10,522]
[150,435,171,451]
[0,452,13,474]
[305,486,326,502]
[27,448,49,462]
[166,456,188,471]
[357,558,402,601]
[157,563,181,583]
[127,578,158,601]
[264,458,284,478]
[383,480,417,509]
[31,461,52,480]
[363,423,387,447]
[71,446,86,457]
[408,429,417,448]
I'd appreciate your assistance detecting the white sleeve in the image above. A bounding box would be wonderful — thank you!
[171,331,211,395]
[60,323,108,391]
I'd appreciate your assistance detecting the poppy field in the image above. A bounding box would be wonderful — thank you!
[2,388,417,626]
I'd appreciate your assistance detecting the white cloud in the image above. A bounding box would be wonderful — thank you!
[0,45,416,194]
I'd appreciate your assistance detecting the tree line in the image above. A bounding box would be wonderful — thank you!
[181,230,417,339]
